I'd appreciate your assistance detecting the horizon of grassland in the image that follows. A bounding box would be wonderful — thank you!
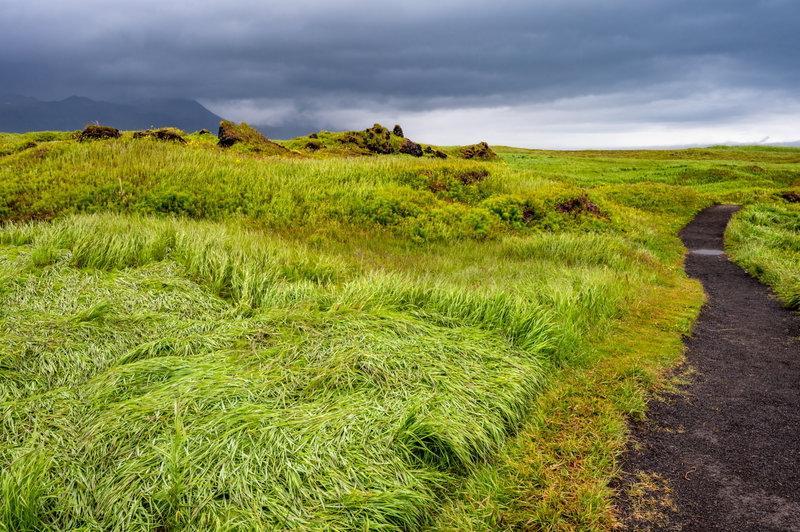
[0,127,798,530]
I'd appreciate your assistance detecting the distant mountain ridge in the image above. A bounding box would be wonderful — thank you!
[0,94,223,133]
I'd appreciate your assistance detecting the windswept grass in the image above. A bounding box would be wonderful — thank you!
[0,209,663,530]
[726,198,800,309]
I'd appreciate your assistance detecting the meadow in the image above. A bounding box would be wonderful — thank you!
[1,127,798,530]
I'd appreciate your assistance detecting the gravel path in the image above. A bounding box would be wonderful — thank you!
[615,204,800,531]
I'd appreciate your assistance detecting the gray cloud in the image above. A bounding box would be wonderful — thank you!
[2,0,799,146]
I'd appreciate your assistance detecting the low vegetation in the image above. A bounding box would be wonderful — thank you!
[1,125,798,530]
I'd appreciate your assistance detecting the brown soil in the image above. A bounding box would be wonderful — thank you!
[615,204,800,531]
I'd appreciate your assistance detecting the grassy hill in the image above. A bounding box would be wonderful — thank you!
[1,126,798,530]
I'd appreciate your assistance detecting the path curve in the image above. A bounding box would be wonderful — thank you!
[615,204,800,531]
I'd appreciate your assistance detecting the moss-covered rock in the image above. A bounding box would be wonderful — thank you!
[362,124,394,154]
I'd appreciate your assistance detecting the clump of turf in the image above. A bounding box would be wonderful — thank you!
[78,124,120,141]
[556,193,604,217]
[217,120,294,156]
[778,189,800,203]
[133,127,186,143]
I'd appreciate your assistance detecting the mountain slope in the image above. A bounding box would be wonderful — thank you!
[0,94,223,132]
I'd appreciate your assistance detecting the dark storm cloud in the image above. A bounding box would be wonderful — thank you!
[2,1,797,103]
[2,0,799,146]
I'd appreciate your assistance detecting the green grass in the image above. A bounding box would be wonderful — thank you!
[1,133,799,530]
[0,136,624,242]
[726,197,800,309]
[495,146,800,202]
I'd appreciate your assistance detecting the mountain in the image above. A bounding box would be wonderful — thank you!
[253,122,328,141]
[0,95,223,133]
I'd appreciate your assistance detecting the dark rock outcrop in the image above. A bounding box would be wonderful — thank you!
[399,138,423,157]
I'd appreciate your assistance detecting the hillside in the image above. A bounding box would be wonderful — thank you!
[0,129,798,530]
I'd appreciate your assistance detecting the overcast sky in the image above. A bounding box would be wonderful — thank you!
[2,0,799,147]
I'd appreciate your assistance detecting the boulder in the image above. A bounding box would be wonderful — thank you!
[392,124,404,137]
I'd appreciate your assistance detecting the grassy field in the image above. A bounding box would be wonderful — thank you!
[1,129,798,530]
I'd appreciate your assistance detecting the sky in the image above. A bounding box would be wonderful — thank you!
[2,0,799,148]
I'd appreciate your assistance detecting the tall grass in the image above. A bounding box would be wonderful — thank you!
[0,138,624,241]
[726,199,800,309]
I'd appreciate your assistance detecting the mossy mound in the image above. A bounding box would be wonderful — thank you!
[460,142,497,160]
[343,124,404,155]
[281,124,458,160]
[281,124,499,161]
[217,120,294,157]
[78,125,121,141]
[280,124,417,157]
[133,127,186,143]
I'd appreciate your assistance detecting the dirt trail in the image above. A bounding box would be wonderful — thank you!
[615,204,800,531]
